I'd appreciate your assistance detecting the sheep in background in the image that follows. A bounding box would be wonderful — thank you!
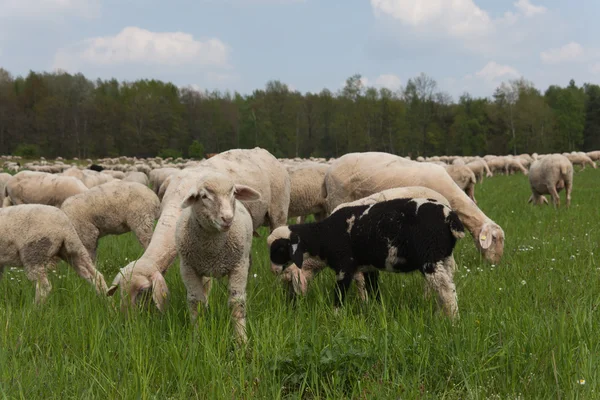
[466,159,493,183]
[528,154,573,207]
[564,152,596,170]
[269,197,464,318]
[176,171,261,343]
[0,172,12,205]
[123,171,149,187]
[443,164,477,204]
[61,181,160,260]
[0,204,108,303]
[285,162,329,224]
[3,171,88,208]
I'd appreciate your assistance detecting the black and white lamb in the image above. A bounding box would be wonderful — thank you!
[268,197,465,318]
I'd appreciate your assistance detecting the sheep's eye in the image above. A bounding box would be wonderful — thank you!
[201,194,208,200]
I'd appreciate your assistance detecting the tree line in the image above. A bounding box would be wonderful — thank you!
[0,68,598,160]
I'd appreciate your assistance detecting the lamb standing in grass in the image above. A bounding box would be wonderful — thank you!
[269,197,464,318]
[61,181,161,260]
[0,204,108,302]
[176,172,261,343]
[528,154,573,207]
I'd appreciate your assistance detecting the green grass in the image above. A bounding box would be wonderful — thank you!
[1,169,599,399]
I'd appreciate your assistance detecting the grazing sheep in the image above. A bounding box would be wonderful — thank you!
[3,171,88,208]
[528,154,573,207]
[269,197,464,318]
[564,152,596,170]
[107,147,291,312]
[62,167,114,188]
[504,156,529,175]
[0,204,108,302]
[176,171,261,343]
[466,160,493,183]
[149,167,179,194]
[101,170,126,180]
[88,164,104,172]
[285,162,329,223]
[443,165,477,204]
[322,152,505,264]
[123,171,149,186]
[61,181,161,260]
[276,186,453,298]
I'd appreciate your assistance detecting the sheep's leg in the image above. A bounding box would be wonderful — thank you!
[548,185,560,208]
[354,272,367,301]
[565,179,572,208]
[180,262,210,322]
[333,268,354,308]
[24,264,52,304]
[363,270,381,302]
[424,259,458,319]
[228,262,249,344]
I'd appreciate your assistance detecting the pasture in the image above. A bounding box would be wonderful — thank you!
[0,168,598,399]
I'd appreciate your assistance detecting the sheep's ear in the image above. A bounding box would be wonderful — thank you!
[289,233,304,269]
[479,224,493,250]
[181,188,201,209]
[234,184,261,202]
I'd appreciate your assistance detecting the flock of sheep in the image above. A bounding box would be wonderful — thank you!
[0,148,597,343]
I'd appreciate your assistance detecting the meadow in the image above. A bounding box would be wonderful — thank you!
[0,169,599,399]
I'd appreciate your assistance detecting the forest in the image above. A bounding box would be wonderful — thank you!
[0,67,599,159]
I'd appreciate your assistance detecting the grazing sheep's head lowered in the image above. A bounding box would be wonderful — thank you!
[477,221,505,264]
[268,226,304,273]
[181,173,261,232]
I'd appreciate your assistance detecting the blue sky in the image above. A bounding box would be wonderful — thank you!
[1,0,599,100]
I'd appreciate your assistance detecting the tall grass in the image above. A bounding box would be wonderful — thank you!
[1,169,598,399]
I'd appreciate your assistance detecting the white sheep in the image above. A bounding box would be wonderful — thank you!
[443,164,477,204]
[323,152,504,263]
[466,159,493,183]
[0,172,13,206]
[0,204,108,302]
[61,181,161,260]
[123,171,149,186]
[528,154,573,207]
[107,147,291,312]
[3,171,88,208]
[176,171,261,343]
[285,162,329,223]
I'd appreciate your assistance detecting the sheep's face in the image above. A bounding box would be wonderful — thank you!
[181,176,260,233]
[269,232,304,272]
[478,222,505,264]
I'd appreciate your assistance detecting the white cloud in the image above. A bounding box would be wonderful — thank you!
[54,27,230,70]
[0,0,100,19]
[370,0,492,38]
[540,42,585,64]
[374,73,402,90]
[475,61,520,82]
[591,63,600,75]
[371,0,548,55]
[514,0,546,17]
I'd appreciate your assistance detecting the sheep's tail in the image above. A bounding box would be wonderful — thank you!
[445,207,465,239]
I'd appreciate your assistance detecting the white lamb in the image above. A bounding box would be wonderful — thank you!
[176,171,261,343]
[107,147,291,312]
[285,162,329,223]
[61,181,161,260]
[0,204,108,302]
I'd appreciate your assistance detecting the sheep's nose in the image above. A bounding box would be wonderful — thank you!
[221,215,233,226]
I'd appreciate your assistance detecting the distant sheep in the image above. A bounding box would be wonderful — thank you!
[269,197,464,318]
[3,171,88,208]
[528,154,573,207]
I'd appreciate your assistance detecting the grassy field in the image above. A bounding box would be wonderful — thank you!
[1,169,599,399]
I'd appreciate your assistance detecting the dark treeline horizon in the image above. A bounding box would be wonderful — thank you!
[0,67,599,160]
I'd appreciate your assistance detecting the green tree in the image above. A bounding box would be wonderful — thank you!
[188,140,205,159]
